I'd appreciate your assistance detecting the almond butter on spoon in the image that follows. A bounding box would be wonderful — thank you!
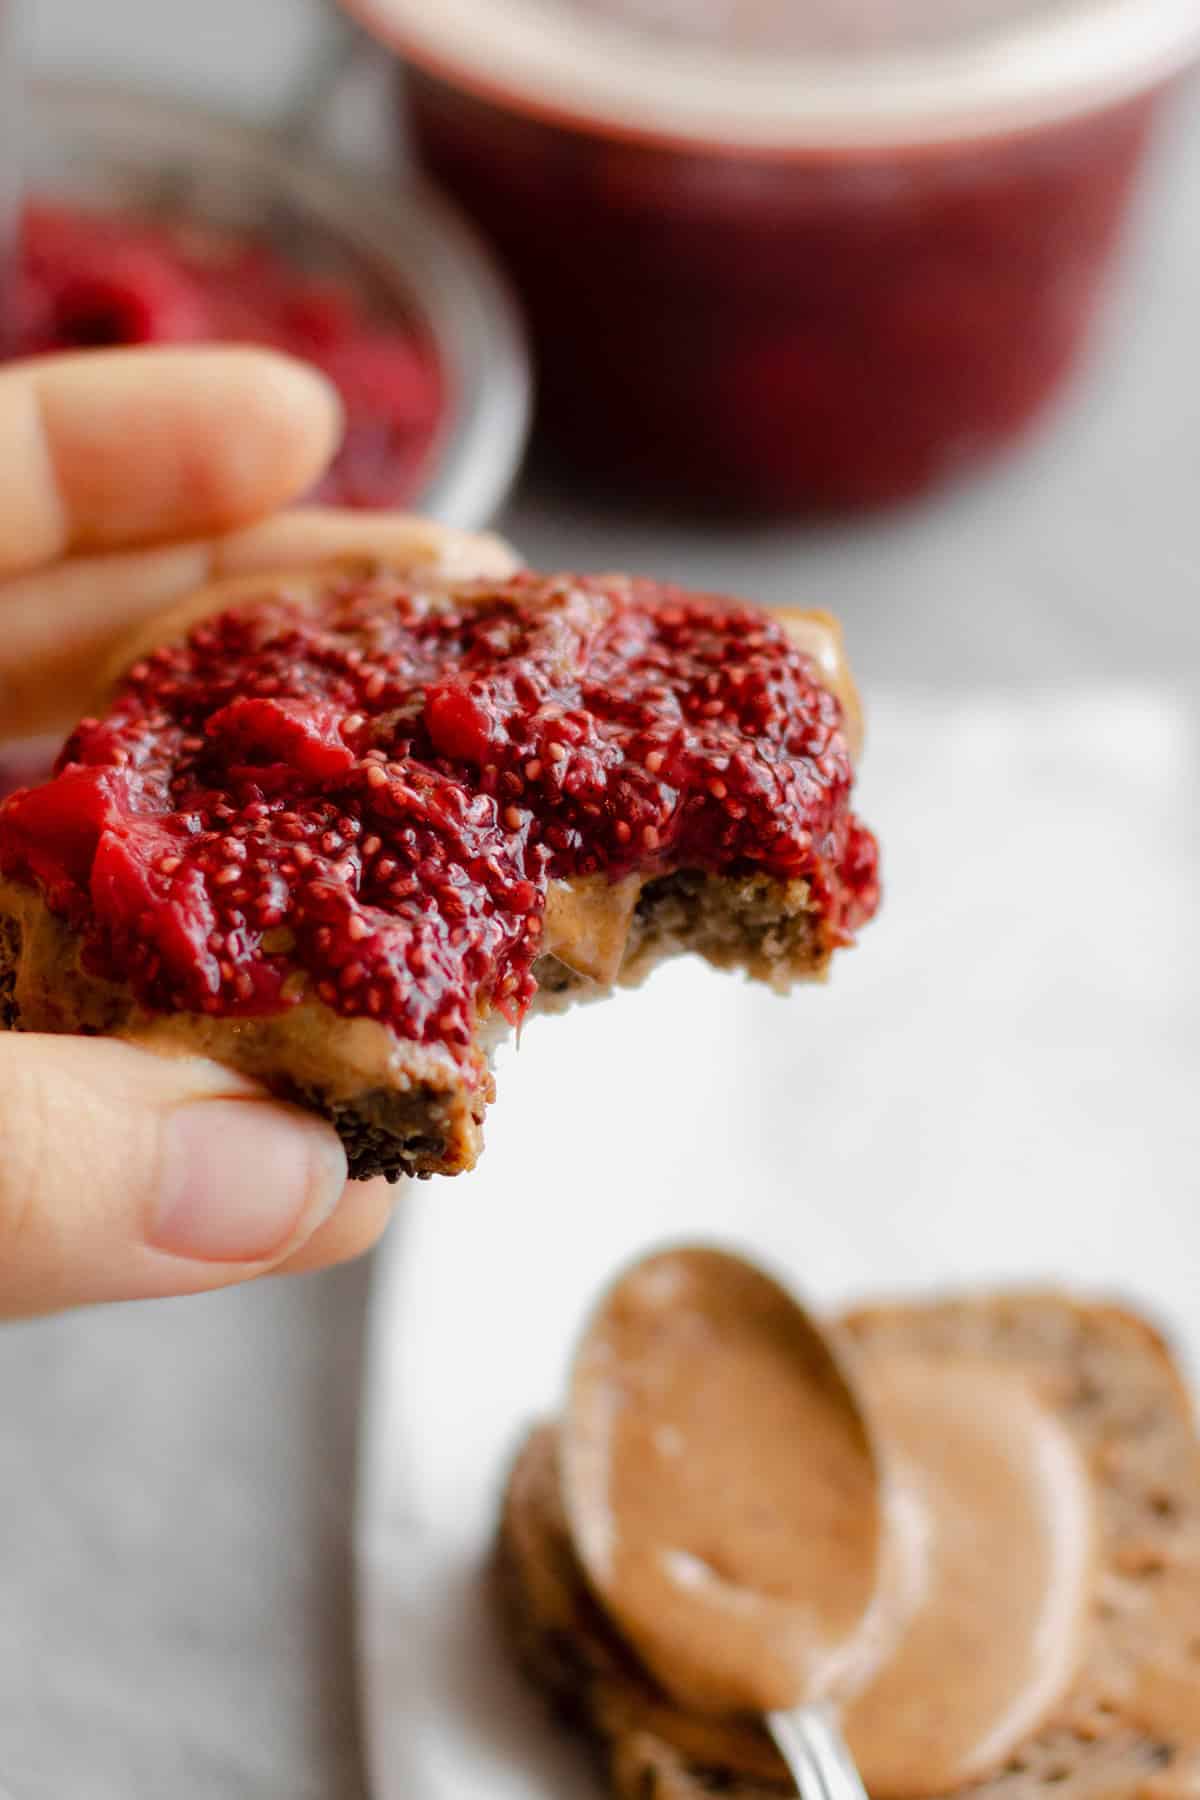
[560,1246,1096,1798]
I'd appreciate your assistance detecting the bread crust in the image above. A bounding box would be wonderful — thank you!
[495,1292,1200,1799]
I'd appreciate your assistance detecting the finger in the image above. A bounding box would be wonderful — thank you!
[272,1176,397,1277]
[0,540,211,735]
[0,346,342,577]
[0,1036,349,1316]
[0,510,517,737]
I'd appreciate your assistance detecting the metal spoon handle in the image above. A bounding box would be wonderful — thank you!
[768,1705,870,1800]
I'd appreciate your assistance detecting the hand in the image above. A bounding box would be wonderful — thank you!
[0,345,421,1316]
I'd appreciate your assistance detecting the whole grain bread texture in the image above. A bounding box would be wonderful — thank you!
[496,1292,1200,1800]
[0,521,861,1181]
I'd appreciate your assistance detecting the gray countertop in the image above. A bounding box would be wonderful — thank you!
[5,6,1200,1796]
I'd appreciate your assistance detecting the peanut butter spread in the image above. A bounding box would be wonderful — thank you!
[563,1249,1099,1797]
[543,874,645,987]
[844,1352,1095,1794]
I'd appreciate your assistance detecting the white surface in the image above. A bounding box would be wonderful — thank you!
[356,689,1200,1799]
[4,7,1200,1798]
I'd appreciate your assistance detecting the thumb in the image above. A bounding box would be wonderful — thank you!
[0,1035,347,1316]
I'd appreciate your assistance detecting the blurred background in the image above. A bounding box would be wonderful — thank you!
[23,0,1200,688]
[6,2,1200,1796]
[33,2,337,108]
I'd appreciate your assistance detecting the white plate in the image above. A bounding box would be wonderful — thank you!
[356,687,1200,1800]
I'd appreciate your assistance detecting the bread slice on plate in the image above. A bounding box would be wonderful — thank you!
[497,1292,1200,1800]
[0,520,879,1181]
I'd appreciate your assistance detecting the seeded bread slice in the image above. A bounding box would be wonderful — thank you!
[496,1293,1200,1800]
[0,862,834,1182]
[0,527,866,1182]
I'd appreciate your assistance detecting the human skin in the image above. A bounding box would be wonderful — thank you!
[0,344,423,1315]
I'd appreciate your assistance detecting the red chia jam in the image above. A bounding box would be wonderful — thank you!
[405,74,1161,511]
[0,576,879,1063]
[13,203,444,509]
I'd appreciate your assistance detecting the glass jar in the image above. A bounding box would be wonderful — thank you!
[26,79,531,528]
[348,0,1199,513]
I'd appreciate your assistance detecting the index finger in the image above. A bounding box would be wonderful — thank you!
[0,346,343,578]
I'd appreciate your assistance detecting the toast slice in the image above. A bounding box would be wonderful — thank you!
[0,523,878,1181]
[496,1293,1200,1799]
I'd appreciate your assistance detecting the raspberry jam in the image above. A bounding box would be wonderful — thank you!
[0,577,878,1061]
[14,204,444,509]
[407,75,1159,511]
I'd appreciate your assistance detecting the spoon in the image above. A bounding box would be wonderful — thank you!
[561,1245,881,1800]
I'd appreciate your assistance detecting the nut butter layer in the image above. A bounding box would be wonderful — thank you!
[496,1293,1200,1800]
[0,525,878,1180]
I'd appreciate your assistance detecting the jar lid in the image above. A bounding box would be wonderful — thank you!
[347,0,1200,151]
